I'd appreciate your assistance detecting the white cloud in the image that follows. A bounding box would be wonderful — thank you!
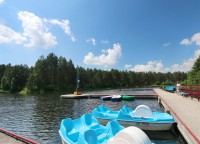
[0,0,4,5]
[163,42,171,47]
[84,43,122,67]
[101,40,109,44]
[180,32,200,46]
[126,32,200,72]
[0,11,76,48]
[125,61,165,72]
[18,11,57,48]
[46,19,76,42]
[124,64,132,69]
[170,49,200,72]
[0,23,27,44]
[86,38,96,46]
[125,49,200,72]
[191,33,200,46]
[180,38,191,45]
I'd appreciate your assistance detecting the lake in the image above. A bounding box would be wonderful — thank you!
[0,90,186,144]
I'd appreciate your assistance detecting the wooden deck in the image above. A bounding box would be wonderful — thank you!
[0,132,25,144]
[61,92,157,99]
[61,94,91,99]
[154,88,200,144]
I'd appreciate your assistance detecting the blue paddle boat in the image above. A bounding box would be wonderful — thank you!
[92,105,175,131]
[59,113,124,144]
[59,113,153,144]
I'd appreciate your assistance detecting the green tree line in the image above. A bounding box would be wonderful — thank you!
[187,55,200,84]
[2,53,198,93]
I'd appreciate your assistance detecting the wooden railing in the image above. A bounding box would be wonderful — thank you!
[180,85,200,91]
[0,128,39,144]
[180,85,200,101]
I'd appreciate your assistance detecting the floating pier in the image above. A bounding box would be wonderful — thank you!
[154,88,200,144]
[61,94,91,99]
[61,88,157,99]
[61,93,157,99]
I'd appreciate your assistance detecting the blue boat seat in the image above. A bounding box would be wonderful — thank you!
[121,105,132,114]
[106,120,124,137]
[94,128,108,143]
[81,113,100,130]
[98,105,110,112]
[84,129,99,144]
[117,111,133,120]
[92,105,111,119]
[61,118,79,143]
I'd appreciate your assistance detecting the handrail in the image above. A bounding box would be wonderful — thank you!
[180,89,200,101]
[157,94,200,143]
[0,128,39,144]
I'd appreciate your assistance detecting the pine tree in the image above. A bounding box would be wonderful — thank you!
[187,55,200,84]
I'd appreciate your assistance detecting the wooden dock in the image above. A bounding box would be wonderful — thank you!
[154,88,200,144]
[61,94,91,99]
[0,128,39,144]
[61,93,157,99]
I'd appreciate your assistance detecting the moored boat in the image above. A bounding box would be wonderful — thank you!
[100,95,112,101]
[111,95,122,102]
[92,105,175,131]
[121,95,135,101]
[59,113,153,144]
[59,113,124,144]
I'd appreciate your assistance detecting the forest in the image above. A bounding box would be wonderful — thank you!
[0,53,199,94]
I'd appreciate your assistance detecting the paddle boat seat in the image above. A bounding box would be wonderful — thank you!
[132,105,156,120]
[78,120,124,144]
[81,113,102,130]
[121,105,132,115]
[84,129,99,144]
[118,110,133,120]
[106,120,124,137]
[93,105,114,119]
[61,118,79,143]
[92,120,124,143]
[94,128,109,143]
[77,129,100,144]
[98,105,111,112]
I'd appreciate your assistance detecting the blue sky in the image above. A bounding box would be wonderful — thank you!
[0,0,200,72]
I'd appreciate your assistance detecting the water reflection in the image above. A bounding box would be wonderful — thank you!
[0,93,185,144]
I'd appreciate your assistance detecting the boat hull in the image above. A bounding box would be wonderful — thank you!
[111,95,122,102]
[122,95,135,101]
[61,139,67,144]
[100,95,112,101]
[96,118,173,131]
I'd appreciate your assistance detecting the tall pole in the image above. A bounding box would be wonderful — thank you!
[76,65,80,90]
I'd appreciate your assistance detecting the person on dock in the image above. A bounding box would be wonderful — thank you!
[176,82,181,94]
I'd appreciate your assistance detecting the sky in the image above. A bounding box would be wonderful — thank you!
[0,0,200,72]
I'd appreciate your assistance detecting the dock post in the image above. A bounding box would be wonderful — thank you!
[158,98,161,105]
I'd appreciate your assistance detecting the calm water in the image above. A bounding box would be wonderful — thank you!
[0,90,185,144]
